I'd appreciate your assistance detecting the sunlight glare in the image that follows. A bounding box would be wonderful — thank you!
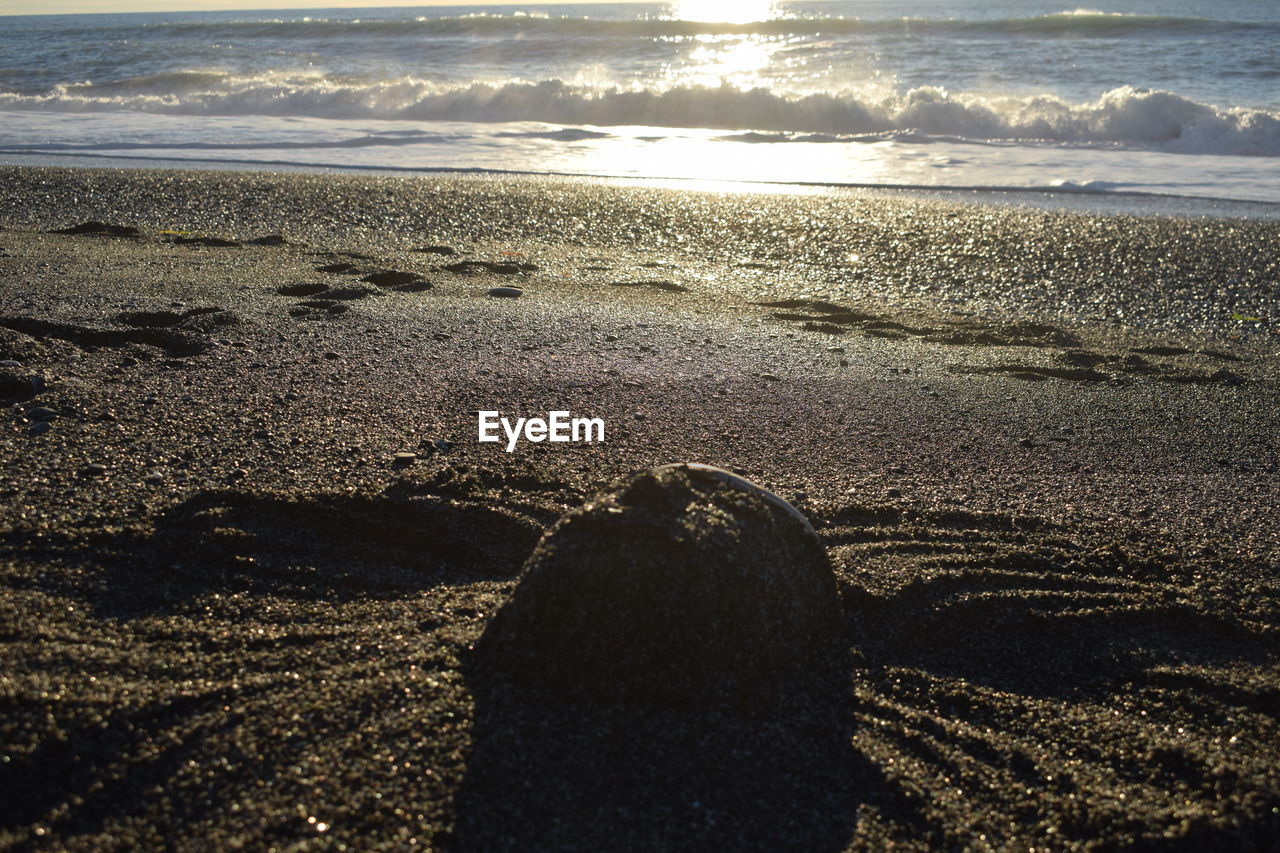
[669,0,778,25]
[682,36,773,87]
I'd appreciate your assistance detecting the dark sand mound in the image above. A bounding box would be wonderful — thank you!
[479,464,841,705]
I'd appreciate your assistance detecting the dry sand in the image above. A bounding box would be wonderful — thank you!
[1,166,1279,850]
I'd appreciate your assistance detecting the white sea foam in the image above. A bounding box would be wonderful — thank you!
[1,76,1275,157]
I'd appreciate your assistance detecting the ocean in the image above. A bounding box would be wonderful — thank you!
[1,1,1279,203]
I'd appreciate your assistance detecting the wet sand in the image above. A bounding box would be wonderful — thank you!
[1,166,1279,850]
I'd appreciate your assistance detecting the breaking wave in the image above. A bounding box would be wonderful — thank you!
[3,75,1277,156]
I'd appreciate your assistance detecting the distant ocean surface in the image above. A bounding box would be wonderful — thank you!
[2,1,1279,202]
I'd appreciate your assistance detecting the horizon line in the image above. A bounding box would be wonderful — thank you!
[2,1,713,18]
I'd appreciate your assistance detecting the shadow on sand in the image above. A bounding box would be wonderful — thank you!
[442,644,933,853]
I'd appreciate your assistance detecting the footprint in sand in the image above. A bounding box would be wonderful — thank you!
[611,279,689,293]
[280,265,433,317]
[312,258,432,289]
[167,235,242,248]
[117,306,241,333]
[444,260,537,275]
[0,365,46,403]
[762,295,1249,386]
[0,314,215,358]
[278,282,330,298]
[313,261,432,290]
[317,262,361,274]
[51,221,141,238]
[278,283,379,301]
[361,270,431,289]
[289,300,349,318]
[954,350,1245,386]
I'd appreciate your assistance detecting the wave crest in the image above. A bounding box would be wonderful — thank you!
[3,74,1277,156]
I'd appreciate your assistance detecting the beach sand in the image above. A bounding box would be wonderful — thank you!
[1,165,1278,850]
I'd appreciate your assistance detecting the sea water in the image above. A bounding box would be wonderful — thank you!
[1,1,1278,203]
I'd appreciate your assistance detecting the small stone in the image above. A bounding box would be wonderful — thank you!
[0,359,20,367]
[119,357,139,367]
[1017,437,1035,448]
[82,463,108,477]
[323,352,341,360]
[393,451,417,465]
[604,335,619,342]
[29,421,51,435]
[143,471,164,484]
[28,407,58,420]
[759,373,780,381]
[487,287,524,299]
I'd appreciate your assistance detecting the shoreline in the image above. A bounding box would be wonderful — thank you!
[4,155,1280,222]
[1,165,1278,849]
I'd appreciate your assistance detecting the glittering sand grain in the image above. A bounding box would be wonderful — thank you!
[1,166,1278,850]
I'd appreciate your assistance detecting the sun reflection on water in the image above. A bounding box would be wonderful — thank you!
[677,35,775,87]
